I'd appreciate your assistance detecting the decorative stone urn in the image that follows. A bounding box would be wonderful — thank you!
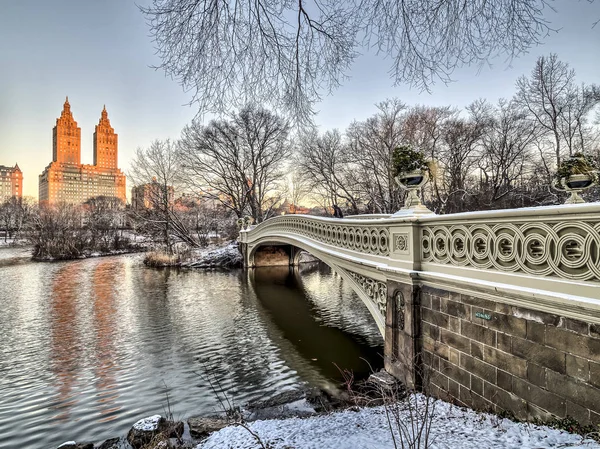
[553,173,597,204]
[237,216,255,230]
[393,169,433,215]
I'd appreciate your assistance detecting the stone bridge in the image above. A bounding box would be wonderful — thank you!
[239,203,600,425]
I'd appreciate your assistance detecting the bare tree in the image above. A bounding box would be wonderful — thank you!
[288,170,311,213]
[140,0,572,124]
[28,203,88,260]
[297,128,364,215]
[402,105,456,210]
[515,54,600,166]
[84,196,126,251]
[129,139,197,250]
[559,82,600,155]
[346,99,407,213]
[435,116,485,213]
[468,99,542,208]
[178,105,292,223]
[0,196,35,242]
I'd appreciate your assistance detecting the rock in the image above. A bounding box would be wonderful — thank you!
[368,370,399,388]
[127,415,166,449]
[245,389,316,420]
[144,433,173,449]
[187,417,229,438]
[247,389,306,410]
[185,243,242,269]
[97,437,121,449]
[56,443,93,449]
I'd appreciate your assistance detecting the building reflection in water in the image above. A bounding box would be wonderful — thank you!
[49,263,83,421]
[92,259,122,422]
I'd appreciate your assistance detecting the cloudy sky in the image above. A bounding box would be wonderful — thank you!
[0,0,598,198]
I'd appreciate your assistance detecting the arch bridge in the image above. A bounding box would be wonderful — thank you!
[239,204,600,426]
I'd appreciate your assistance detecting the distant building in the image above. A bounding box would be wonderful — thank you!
[38,98,126,204]
[0,163,23,202]
[278,199,311,215]
[131,181,175,210]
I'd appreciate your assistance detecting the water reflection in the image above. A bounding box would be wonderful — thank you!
[252,266,382,383]
[0,249,382,449]
[50,263,83,420]
[92,260,121,421]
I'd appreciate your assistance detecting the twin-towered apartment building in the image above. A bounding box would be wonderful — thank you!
[38,98,127,204]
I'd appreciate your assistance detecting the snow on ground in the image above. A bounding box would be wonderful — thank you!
[0,238,27,247]
[183,242,242,268]
[132,415,163,431]
[197,396,600,449]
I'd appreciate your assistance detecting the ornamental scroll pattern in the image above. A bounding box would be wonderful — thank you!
[393,233,409,254]
[421,221,600,282]
[249,216,390,256]
[394,291,405,330]
[346,271,387,317]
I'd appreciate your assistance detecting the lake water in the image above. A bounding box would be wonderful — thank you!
[0,247,383,448]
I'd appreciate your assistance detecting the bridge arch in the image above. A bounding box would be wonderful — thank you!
[247,236,387,335]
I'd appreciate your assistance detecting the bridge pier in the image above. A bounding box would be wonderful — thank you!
[385,280,421,389]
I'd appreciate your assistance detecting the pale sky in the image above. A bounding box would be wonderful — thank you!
[0,0,598,199]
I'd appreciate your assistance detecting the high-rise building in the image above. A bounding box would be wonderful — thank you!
[0,164,23,202]
[131,181,175,210]
[39,98,126,204]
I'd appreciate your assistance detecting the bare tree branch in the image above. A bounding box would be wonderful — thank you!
[139,0,586,124]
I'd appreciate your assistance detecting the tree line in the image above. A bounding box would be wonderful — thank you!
[1,54,598,255]
[131,54,599,228]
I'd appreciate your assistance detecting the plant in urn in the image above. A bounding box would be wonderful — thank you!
[552,152,598,204]
[392,145,433,215]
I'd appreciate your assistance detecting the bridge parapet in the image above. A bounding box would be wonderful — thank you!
[239,214,393,257]
[240,203,600,308]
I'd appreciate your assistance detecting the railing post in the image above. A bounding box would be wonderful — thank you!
[384,217,424,389]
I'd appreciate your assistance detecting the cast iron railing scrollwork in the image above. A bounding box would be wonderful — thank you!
[247,216,390,257]
[344,270,387,318]
[421,220,600,282]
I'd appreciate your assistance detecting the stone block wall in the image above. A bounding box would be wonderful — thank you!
[420,286,600,425]
[252,245,292,267]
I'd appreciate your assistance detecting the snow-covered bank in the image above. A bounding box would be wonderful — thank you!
[145,242,243,269]
[33,247,145,261]
[182,242,242,268]
[0,238,27,247]
[196,396,600,449]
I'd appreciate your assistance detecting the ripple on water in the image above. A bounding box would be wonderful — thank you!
[0,251,382,448]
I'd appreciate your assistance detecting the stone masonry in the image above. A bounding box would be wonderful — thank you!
[418,285,600,426]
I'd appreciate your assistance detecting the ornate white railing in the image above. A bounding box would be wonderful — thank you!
[244,215,392,257]
[419,205,600,283]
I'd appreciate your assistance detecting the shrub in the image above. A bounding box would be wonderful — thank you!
[143,251,177,267]
[554,152,598,182]
[391,146,430,178]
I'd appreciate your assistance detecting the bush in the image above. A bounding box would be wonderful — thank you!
[391,146,430,178]
[143,251,178,267]
[554,152,598,182]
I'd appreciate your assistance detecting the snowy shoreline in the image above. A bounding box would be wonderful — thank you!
[143,241,243,269]
[196,396,600,449]
[32,247,146,262]
[56,393,600,449]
